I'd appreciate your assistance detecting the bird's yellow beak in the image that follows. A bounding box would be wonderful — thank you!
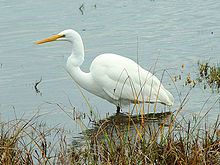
[34,34,65,45]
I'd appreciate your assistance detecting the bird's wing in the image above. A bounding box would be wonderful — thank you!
[90,54,174,106]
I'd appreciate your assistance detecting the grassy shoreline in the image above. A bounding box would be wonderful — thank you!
[1,62,219,164]
[0,99,219,164]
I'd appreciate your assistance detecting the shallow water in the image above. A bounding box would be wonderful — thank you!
[0,0,219,133]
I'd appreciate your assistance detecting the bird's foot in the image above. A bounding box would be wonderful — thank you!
[116,106,121,114]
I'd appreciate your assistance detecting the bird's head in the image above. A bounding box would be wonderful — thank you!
[34,29,81,45]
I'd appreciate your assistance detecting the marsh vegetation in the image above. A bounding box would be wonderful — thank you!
[0,62,219,164]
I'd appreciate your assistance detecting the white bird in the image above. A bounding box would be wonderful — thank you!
[34,29,174,113]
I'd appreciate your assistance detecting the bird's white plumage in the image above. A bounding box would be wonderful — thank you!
[35,29,174,109]
[90,53,174,106]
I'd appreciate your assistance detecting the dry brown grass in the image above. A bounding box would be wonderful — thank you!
[1,62,219,164]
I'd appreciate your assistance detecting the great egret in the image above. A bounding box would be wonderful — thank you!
[34,29,174,113]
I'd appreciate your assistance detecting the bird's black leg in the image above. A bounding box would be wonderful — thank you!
[116,106,121,113]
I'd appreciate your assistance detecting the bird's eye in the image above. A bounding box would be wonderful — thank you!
[61,34,66,38]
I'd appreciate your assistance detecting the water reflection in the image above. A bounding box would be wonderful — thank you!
[94,111,172,128]
[74,112,172,148]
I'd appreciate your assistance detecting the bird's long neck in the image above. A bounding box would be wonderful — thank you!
[66,37,93,90]
[69,37,85,66]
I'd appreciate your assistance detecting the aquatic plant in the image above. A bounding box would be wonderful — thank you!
[197,61,220,92]
[174,61,219,93]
